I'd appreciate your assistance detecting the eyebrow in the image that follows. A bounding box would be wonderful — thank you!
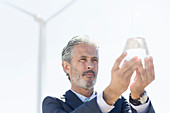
[80,56,98,59]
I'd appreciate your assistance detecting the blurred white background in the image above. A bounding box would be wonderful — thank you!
[0,0,169,113]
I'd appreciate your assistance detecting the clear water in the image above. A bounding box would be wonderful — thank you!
[124,48,148,61]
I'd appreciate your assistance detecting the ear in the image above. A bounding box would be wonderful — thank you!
[62,61,71,74]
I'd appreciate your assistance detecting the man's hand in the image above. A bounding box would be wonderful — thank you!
[103,52,139,105]
[130,56,155,99]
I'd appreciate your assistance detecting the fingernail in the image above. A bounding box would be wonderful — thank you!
[149,56,153,60]
[145,57,148,61]
[134,56,139,60]
[123,51,127,55]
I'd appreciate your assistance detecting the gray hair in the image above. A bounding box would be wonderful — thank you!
[62,35,99,80]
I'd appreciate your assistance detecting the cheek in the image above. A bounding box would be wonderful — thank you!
[78,62,87,70]
[71,64,84,75]
[94,64,98,73]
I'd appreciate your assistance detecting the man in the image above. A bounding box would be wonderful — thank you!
[42,35,155,113]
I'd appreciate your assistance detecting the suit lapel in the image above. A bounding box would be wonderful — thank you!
[64,90,84,110]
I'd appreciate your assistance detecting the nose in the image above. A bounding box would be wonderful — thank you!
[87,61,94,70]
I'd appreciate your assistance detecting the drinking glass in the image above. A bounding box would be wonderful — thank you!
[123,37,149,86]
[123,37,149,61]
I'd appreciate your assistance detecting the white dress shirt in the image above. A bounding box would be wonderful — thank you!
[71,90,150,113]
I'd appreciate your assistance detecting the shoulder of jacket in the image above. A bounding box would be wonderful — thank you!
[44,95,66,102]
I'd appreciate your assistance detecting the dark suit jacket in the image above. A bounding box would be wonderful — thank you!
[42,90,155,113]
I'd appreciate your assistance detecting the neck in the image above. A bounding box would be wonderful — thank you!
[71,86,94,98]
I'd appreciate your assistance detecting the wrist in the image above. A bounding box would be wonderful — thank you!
[130,91,149,106]
[131,89,145,100]
[103,86,120,105]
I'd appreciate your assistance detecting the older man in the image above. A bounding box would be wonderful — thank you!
[42,35,155,113]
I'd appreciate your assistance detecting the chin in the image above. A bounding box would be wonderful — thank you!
[83,85,94,90]
[83,81,96,90]
[74,78,97,90]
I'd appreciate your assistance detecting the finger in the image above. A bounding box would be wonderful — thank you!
[131,68,141,83]
[121,56,139,78]
[123,60,128,64]
[145,57,153,84]
[113,52,127,71]
[138,59,147,82]
[136,68,140,76]
[124,69,134,80]
[134,68,141,81]
[149,56,155,80]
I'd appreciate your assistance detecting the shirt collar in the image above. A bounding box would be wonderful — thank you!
[71,89,96,102]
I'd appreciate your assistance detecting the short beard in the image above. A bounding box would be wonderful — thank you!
[78,77,96,90]
[71,67,97,90]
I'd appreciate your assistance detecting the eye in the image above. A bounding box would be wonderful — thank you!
[80,58,87,61]
[92,58,98,63]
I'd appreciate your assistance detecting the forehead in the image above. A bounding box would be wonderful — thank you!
[73,44,98,58]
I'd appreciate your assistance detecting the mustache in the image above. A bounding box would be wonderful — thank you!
[82,70,96,76]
